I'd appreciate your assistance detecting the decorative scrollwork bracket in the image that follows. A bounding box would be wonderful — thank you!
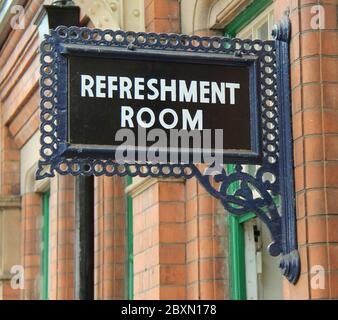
[192,14,299,284]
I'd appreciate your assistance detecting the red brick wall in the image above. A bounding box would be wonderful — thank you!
[2,281,21,300]
[21,193,42,300]
[0,0,42,149]
[94,176,127,300]
[133,179,186,299]
[132,176,230,301]
[0,0,43,300]
[274,0,338,299]
[185,178,229,299]
[0,125,20,195]
[48,175,75,300]
[145,0,180,33]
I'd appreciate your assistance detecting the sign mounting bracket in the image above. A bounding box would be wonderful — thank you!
[37,14,300,284]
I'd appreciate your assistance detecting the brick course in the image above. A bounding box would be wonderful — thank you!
[94,176,126,300]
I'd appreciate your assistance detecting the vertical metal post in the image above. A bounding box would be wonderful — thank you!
[273,15,300,284]
[43,0,94,299]
[75,176,94,300]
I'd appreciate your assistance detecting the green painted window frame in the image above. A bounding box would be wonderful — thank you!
[223,0,273,37]
[228,165,252,300]
[126,176,134,300]
[224,0,274,300]
[41,190,50,300]
[229,214,246,300]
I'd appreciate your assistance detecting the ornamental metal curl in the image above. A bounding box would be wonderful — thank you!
[37,15,299,284]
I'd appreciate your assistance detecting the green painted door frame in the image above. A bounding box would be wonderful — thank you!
[225,0,273,300]
[227,165,256,300]
[126,176,134,300]
[42,190,50,300]
[229,214,246,299]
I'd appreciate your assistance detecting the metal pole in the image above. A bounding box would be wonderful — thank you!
[46,0,94,300]
[75,176,94,300]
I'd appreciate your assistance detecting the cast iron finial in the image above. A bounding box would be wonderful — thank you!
[272,14,291,43]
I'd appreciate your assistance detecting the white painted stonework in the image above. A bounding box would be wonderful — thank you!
[180,0,253,35]
[73,0,145,31]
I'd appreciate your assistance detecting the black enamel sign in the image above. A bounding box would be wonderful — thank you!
[61,45,261,164]
[38,26,301,285]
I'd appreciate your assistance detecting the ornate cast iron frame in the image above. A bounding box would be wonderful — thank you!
[37,15,300,284]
